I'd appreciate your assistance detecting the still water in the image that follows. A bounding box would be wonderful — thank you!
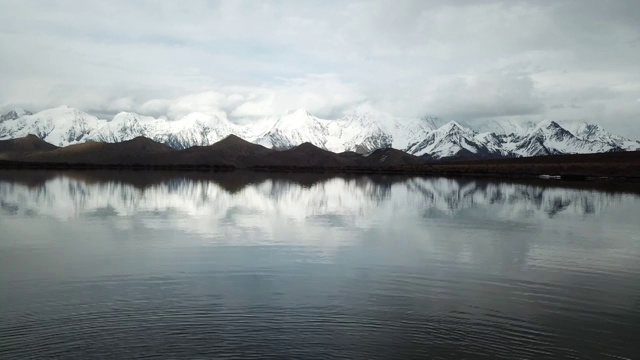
[1,170,639,359]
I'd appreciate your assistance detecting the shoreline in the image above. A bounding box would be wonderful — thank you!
[2,168,640,197]
[1,159,639,183]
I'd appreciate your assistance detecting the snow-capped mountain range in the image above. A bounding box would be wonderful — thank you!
[1,105,638,159]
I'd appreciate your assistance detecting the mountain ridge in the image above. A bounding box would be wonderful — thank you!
[3,134,640,180]
[21,136,175,164]
[1,106,638,160]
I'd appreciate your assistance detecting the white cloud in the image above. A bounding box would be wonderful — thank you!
[425,73,543,119]
[0,0,639,136]
[137,75,365,121]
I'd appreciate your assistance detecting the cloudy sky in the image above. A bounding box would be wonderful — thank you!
[0,0,639,134]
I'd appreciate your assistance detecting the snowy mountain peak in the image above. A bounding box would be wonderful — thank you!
[438,120,467,133]
[111,112,158,124]
[47,105,79,114]
[340,112,380,129]
[531,120,573,139]
[560,120,610,140]
[33,106,96,121]
[175,112,229,127]
[1,108,32,122]
[0,106,101,146]
[278,108,319,125]
[540,120,562,130]
[251,109,329,150]
[90,112,158,143]
[558,120,640,150]
[289,108,313,117]
[577,123,602,138]
[422,116,449,130]
[466,118,537,135]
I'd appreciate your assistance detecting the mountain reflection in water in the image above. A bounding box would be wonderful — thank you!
[0,170,636,220]
[1,170,639,359]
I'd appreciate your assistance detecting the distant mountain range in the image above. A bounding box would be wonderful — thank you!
[1,106,639,161]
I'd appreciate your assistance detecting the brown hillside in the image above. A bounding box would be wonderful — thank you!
[259,142,360,167]
[164,135,275,167]
[338,151,363,158]
[0,135,58,159]
[22,137,174,164]
[365,148,424,166]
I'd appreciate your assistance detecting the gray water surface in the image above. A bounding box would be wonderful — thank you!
[1,171,639,359]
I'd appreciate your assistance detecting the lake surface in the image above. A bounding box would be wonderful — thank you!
[1,170,639,359]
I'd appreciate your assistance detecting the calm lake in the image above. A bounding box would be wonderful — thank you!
[1,170,639,359]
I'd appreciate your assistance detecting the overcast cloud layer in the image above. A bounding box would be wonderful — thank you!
[0,0,639,135]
